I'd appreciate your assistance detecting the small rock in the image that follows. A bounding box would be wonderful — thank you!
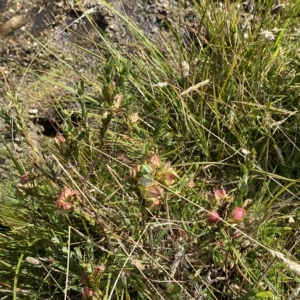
[84,0,99,8]
[28,109,38,115]
[14,137,22,144]
[107,23,118,31]
[71,23,78,31]
[15,146,22,153]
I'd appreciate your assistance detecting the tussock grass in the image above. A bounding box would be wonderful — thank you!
[1,0,300,299]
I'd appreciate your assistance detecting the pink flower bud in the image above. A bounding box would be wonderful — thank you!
[232,207,246,221]
[19,173,30,185]
[55,133,65,144]
[208,211,220,224]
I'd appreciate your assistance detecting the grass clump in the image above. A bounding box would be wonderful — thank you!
[1,0,300,299]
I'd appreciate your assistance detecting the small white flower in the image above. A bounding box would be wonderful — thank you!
[181,61,190,78]
[259,30,275,41]
[153,82,168,88]
[26,256,40,265]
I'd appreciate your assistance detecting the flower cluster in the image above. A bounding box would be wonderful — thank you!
[208,206,247,224]
[133,154,178,210]
[206,186,247,224]
[213,186,233,204]
[15,172,36,198]
[56,188,78,214]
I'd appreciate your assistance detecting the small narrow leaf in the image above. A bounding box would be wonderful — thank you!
[255,291,274,298]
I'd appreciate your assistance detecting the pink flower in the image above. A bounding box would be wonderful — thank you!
[55,133,65,144]
[162,162,178,185]
[155,161,178,186]
[59,188,77,202]
[214,186,227,200]
[93,263,106,276]
[19,173,30,185]
[139,183,164,210]
[56,199,72,210]
[56,188,78,214]
[208,211,220,224]
[140,184,164,201]
[148,154,161,171]
[232,207,246,221]
[149,154,161,167]
[82,286,93,299]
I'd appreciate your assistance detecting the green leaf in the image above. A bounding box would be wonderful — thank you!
[62,246,68,253]
[255,291,274,298]
[141,164,153,174]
